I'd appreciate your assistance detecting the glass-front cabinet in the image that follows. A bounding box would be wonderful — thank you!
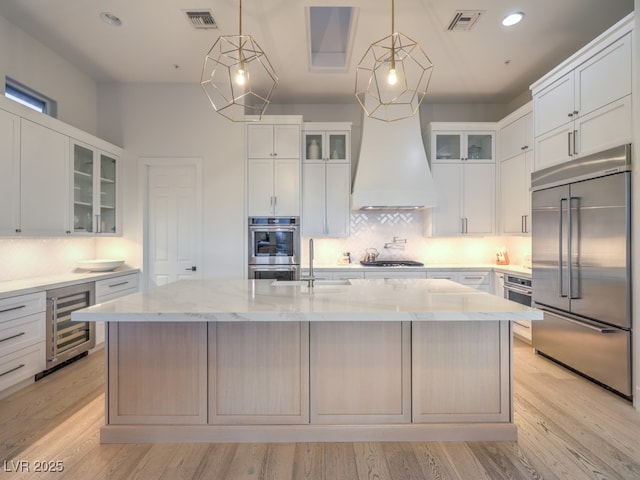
[72,141,119,235]
[431,128,495,163]
[303,129,350,162]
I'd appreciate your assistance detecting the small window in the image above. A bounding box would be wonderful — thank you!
[4,78,57,117]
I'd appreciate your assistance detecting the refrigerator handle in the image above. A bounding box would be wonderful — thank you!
[559,197,568,298]
[568,196,580,300]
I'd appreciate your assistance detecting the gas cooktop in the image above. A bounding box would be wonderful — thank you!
[360,260,424,267]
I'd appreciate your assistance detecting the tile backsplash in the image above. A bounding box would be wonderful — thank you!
[0,238,96,282]
[303,211,532,267]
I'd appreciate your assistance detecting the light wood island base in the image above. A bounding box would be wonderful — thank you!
[103,318,515,443]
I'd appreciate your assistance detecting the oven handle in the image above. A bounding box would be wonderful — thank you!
[504,284,533,296]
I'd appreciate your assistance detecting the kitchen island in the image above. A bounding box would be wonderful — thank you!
[72,278,542,443]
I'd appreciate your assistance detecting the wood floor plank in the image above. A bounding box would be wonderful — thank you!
[410,442,458,480]
[292,442,324,480]
[323,442,358,479]
[353,442,394,480]
[1,339,640,480]
[382,441,429,480]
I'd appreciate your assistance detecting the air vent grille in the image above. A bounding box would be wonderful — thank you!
[185,10,218,29]
[447,10,484,31]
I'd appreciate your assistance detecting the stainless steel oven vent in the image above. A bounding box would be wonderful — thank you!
[447,11,484,31]
[185,10,218,29]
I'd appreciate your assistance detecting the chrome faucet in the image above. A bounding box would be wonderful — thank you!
[302,238,316,288]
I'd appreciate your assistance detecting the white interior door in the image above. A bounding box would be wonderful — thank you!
[145,160,202,287]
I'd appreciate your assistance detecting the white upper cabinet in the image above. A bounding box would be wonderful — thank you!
[431,162,495,236]
[71,141,120,235]
[0,109,20,235]
[247,124,300,159]
[303,127,350,163]
[430,124,495,164]
[20,119,70,236]
[531,18,632,170]
[247,118,302,217]
[428,123,496,237]
[498,105,533,236]
[1,98,123,237]
[302,123,351,237]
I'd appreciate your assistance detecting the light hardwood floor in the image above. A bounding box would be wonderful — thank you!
[1,340,640,479]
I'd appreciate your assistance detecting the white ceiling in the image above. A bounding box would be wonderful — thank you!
[0,0,634,105]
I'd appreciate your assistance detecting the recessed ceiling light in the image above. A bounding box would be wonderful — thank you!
[502,12,524,27]
[100,12,122,27]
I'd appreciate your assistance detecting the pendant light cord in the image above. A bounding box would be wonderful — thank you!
[390,0,396,70]
[239,0,242,35]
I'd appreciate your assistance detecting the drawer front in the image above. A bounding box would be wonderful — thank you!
[0,313,45,358]
[0,343,45,392]
[456,271,490,286]
[0,292,46,324]
[96,273,139,299]
[426,272,458,281]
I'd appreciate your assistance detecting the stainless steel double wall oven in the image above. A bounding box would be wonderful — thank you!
[248,217,301,281]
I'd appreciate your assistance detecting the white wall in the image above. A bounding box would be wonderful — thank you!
[0,15,97,134]
[96,83,246,279]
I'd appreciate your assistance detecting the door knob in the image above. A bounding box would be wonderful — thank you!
[185,266,197,271]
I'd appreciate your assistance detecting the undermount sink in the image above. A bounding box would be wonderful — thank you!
[272,279,352,286]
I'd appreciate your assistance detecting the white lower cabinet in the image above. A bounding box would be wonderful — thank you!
[364,271,426,279]
[427,270,492,292]
[94,273,139,346]
[0,292,46,396]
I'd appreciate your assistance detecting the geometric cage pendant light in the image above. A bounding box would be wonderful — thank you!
[355,0,434,122]
[200,0,278,122]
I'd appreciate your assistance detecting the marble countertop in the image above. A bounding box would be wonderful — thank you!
[303,263,533,277]
[0,268,139,299]
[72,278,542,323]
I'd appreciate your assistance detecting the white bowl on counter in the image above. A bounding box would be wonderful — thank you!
[76,259,125,272]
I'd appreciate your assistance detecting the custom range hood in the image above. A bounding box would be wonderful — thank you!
[351,111,436,210]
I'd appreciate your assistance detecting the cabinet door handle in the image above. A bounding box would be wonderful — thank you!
[0,304,26,314]
[523,214,529,233]
[568,112,573,118]
[461,218,465,234]
[0,364,25,377]
[0,332,26,343]
[573,130,578,156]
[567,132,573,156]
[108,281,129,288]
[273,196,278,215]
[185,266,197,272]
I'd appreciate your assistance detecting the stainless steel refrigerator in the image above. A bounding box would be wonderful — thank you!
[531,144,632,398]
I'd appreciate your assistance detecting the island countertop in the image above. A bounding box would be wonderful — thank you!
[73,278,541,323]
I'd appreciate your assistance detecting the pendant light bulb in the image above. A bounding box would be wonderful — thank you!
[235,66,246,86]
[387,67,397,85]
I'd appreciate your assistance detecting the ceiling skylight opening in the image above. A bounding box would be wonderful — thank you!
[307,6,357,72]
[502,12,524,27]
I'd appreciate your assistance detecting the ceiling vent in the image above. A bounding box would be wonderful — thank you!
[185,10,218,29]
[447,11,484,31]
